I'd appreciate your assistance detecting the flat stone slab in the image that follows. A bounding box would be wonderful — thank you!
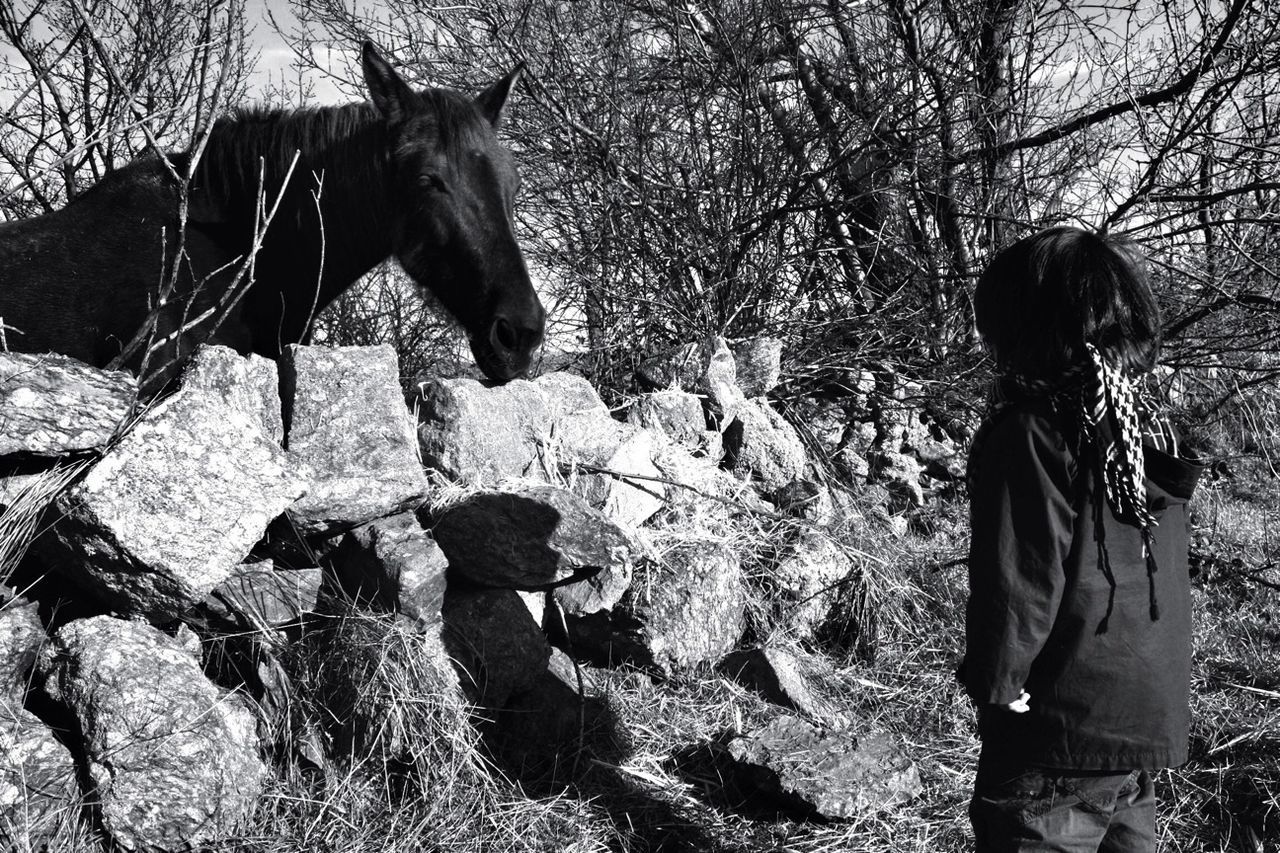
[39,616,267,851]
[0,351,136,456]
[201,561,322,630]
[0,697,78,844]
[283,345,429,535]
[48,379,308,619]
[433,484,635,590]
[727,715,921,819]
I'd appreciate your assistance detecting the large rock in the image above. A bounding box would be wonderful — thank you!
[637,337,744,425]
[536,371,610,422]
[726,715,921,819]
[441,588,550,708]
[416,377,553,484]
[627,389,706,451]
[0,600,44,699]
[0,351,136,457]
[0,698,79,844]
[573,428,666,530]
[536,372,640,475]
[39,616,267,851]
[649,441,774,532]
[773,532,854,639]
[0,472,38,514]
[283,345,429,535]
[729,337,783,397]
[433,485,636,590]
[329,512,448,624]
[46,376,308,619]
[568,541,745,673]
[553,555,633,616]
[181,345,283,444]
[201,561,322,631]
[723,399,808,491]
[911,431,965,481]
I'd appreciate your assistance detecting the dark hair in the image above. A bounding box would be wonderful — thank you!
[974,226,1161,378]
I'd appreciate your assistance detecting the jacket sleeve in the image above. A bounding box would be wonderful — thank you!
[962,411,1077,705]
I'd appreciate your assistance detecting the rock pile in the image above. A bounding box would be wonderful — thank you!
[0,334,922,848]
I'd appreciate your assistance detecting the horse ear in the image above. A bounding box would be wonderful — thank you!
[476,63,524,129]
[362,41,416,125]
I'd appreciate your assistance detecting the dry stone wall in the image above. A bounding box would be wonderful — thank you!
[0,334,930,849]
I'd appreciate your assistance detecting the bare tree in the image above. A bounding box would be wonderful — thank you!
[0,0,254,219]
[269,0,1280,415]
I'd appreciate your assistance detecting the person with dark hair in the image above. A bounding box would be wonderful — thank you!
[960,227,1205,852]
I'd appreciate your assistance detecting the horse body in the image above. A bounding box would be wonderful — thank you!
[0,157,181,365]
[0,43,544,388]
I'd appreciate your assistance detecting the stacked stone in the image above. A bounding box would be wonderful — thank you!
[0,333,926,842]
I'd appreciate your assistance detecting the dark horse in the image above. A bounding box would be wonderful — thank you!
[0,43,544,387]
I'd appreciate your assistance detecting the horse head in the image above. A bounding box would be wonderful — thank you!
[361,42,545,382]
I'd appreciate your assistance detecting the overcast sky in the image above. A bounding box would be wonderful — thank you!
[245,0,348,104]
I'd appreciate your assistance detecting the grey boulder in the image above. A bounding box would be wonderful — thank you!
[0,351,135,457]
[416,376,553,484]
[441,587,550,708]
[39,616,267,851]
[201,561,323,630]
[729,337,783,397]
[0,698,79,845]
[47,372,307,619]
[329,512,449,624]
[181,344,284,444]
[0,600,44,699]
[568,541,745,673]
[723,399,808,491]
[627,389,706,451]
[727,715,921,819]
[283,344,429,535]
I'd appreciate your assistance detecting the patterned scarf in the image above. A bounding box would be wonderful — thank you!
[967,345,1172,629]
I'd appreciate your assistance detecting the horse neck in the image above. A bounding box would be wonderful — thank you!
[202,103,396,295]
[282,108,394,292]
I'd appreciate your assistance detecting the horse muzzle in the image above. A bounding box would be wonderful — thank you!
[471,311,543,383]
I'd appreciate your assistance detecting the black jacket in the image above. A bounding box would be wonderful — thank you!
[962,402,1204,771]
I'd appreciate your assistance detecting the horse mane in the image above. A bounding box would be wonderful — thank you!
[184,87,489,210]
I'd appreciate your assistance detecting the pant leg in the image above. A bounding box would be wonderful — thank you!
[971,763,1109,853]
[971,758,1149,853]
[1097,770,1157,853]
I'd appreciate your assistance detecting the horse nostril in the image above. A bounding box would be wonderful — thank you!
[491,317,519,354]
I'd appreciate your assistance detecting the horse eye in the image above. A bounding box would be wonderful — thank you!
[420,174,448,193]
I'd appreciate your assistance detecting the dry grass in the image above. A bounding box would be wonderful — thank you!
[0,461,86,588]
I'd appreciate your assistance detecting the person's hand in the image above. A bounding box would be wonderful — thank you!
[1004,690,1031,713]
